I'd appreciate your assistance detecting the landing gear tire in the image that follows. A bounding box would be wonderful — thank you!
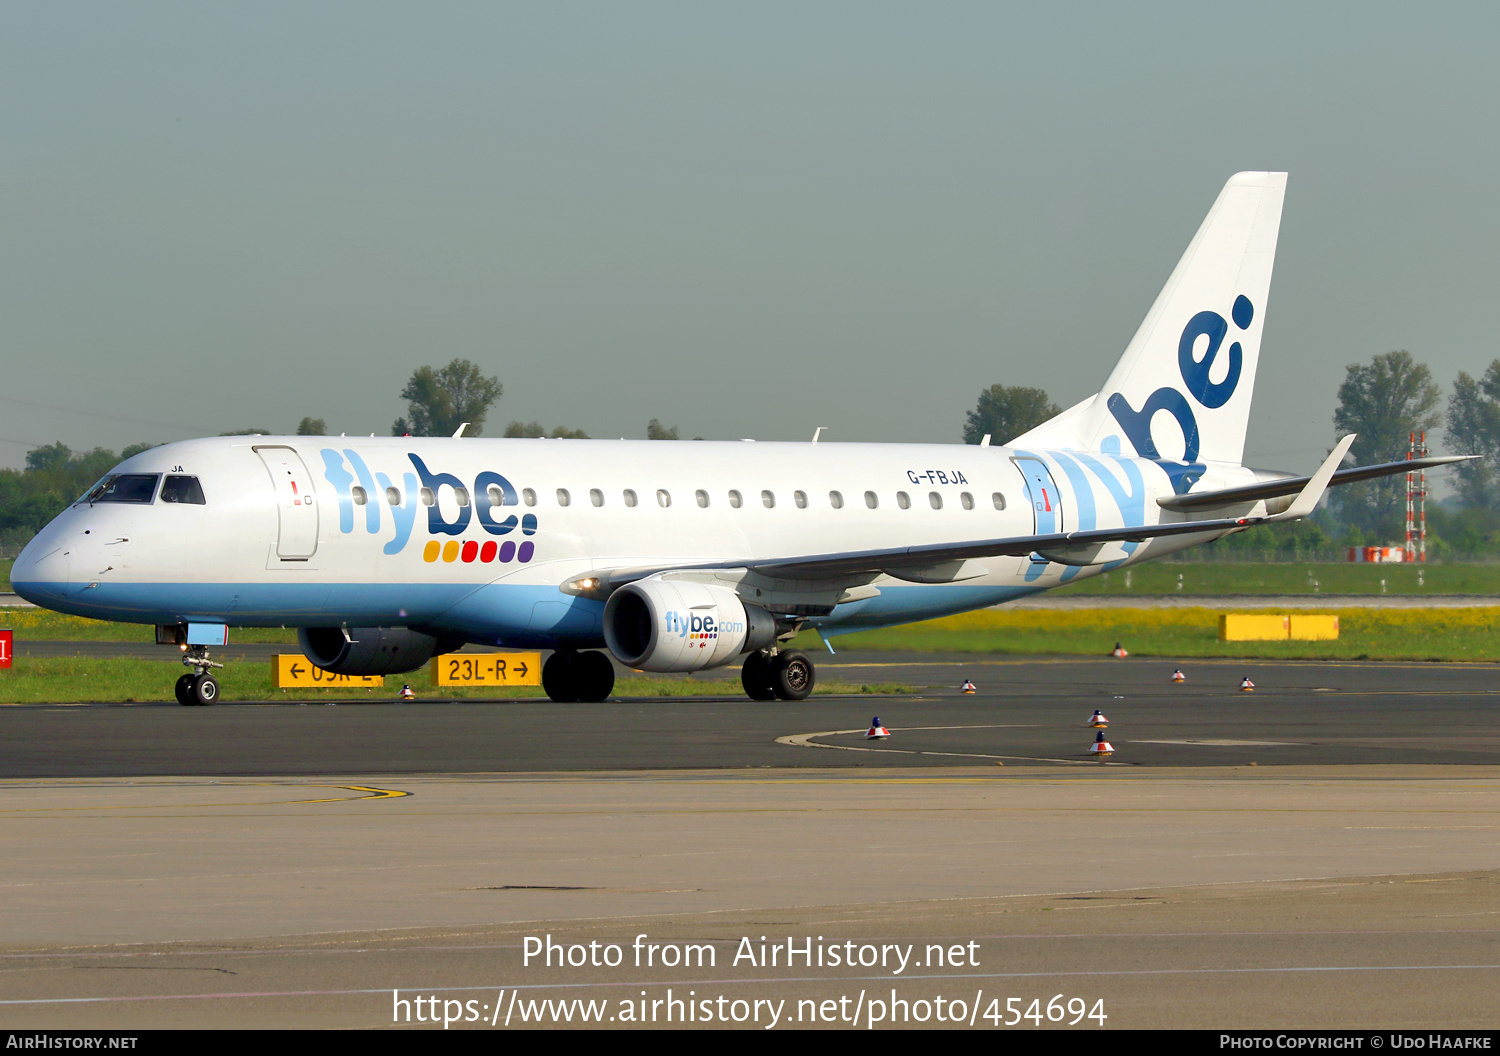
[542,650,579,702]
[190,673,219,706]
[771,651,814,701]
[741,652,777,701]
[575,651,616,703]
[174,674,197,707]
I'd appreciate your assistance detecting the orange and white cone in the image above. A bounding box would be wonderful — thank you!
[1111,642,1128,659]
[866,717,891,739]
[1171,668,1186,683]
[1088,710,1109,729]
[960,679,977,694]
[1239,676,1255,692]
[1088,731,1114,759]
[399,684,416,701]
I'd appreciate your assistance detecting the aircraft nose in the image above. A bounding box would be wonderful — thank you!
[10,538,74,605]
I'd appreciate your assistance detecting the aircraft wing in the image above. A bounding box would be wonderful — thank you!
[1157,454,1476,512]
[584,510,1276,590]
[746,435,1357,578]
[747,512,1272,579]
[585,438,1360,588]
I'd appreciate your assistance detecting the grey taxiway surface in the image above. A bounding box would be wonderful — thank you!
[2,653,1498,775]
[1,653,1498,1029]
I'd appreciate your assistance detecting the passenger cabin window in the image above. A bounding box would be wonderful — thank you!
[864,491,879,509]
[961,491,974,510]
[522,488,537,507]
[159,475,206,505]
[487,484,504,506]
[420,487,436,507]
[929,492,943,510]
[84,474,159,505]
[761,490,775,509]
[590,488,604,507]
[794,490,807,508]
[829,490,843,509]
[556,488,571,507]
[623,489,638,507]
[728,489,743,508]
[454,487,470,507]
[386,486,402,506]
[992,492,1006,510]
[657,489,671,508]
[351,486,368,506]
[896,491,911,510]
[696,489,709,508]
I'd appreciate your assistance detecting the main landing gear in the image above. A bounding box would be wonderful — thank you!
[741,649,815,701]
[174,646,223,706]
[541,649,616,703]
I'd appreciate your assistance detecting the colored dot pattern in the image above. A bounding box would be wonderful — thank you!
[423,536,536,564]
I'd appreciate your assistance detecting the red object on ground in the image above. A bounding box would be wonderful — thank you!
[0,630,11,669]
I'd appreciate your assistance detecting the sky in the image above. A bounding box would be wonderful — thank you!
[2,2,1497,478]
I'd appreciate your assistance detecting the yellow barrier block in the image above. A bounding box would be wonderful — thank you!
[1289,614,1340,640]
[273,655,384,688]
[432,652,543,687]
[1219,614,1290,641]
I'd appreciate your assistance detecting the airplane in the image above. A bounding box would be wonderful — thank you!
[10,172,1469,706]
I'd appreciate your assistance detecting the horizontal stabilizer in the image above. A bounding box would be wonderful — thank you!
[1158,453,1477,512]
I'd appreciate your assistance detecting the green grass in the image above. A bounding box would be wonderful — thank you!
[0,657,913,704]
[812,606,1500,662]
[0,558,10,591]
[1051,561,1500,596]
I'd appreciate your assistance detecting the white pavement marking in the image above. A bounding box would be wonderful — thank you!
[1131,739,1305,747]
[776,724,1107,765]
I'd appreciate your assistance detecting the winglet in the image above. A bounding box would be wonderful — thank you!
[1266,433,1356,522]
[452,423,469,438]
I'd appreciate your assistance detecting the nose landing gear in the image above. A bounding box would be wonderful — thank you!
[175,646,224,706]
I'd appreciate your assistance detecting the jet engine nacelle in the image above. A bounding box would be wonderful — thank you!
[297,626,461,676]
[603,579,776,672]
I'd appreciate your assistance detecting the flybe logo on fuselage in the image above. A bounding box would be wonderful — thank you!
[318,449,538,563]
[1106,295,1253,493]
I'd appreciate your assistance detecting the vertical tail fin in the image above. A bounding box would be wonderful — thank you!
[1013,172,1286,470]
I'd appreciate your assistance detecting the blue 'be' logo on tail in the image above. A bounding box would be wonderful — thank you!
[1106,295,1252,492]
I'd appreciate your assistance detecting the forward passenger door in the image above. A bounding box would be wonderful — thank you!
[255,446,320,559]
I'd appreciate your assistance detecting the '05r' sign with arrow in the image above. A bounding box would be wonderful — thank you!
[273,655,384,689]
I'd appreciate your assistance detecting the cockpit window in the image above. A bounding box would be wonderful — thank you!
[160,475,206,505]
[82,474,160,505]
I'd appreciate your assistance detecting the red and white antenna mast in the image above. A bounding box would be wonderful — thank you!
[1406,431,1428,563]
[1418,430,1427,563]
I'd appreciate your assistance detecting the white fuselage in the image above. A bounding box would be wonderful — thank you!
[12,435,1259,653]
